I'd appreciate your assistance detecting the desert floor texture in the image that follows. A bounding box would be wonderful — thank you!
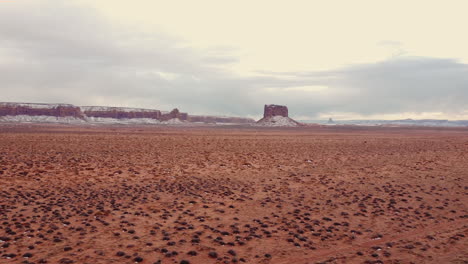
[0,125,467,264]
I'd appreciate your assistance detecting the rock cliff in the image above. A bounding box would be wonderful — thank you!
[160,108,188,121]
[0,102,252,125]
[81,106,162,120]
[263,104,288,118]
[0,103,85,118]
[256,104,300,127]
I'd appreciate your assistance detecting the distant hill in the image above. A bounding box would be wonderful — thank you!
[0,102,255,125]
[300,119,468,127]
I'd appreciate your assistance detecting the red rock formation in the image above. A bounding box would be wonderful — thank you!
[188,115,255,124]
[179,112,188,121]
[82,107,162,119]
[256,104,300,126]
[0,103,84,118]
[263,104,288,118]
[161,108,188,121]
[1,102,253,125]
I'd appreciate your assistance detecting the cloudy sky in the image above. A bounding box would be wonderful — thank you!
[1,0,468,120]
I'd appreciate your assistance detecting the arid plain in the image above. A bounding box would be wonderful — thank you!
[0,125,467,264]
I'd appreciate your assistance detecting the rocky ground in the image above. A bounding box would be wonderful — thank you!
[0,125,467,264]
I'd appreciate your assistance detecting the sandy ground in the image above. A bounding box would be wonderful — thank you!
[0,125,467,264]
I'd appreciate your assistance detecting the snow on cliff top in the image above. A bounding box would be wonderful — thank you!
[1,102,174,114]
[0,102,76,109]
[80,106,161,112]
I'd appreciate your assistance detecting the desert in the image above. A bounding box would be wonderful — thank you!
[3,1,468,263]
[0,124,466,264]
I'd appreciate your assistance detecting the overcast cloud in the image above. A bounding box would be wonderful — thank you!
[1,1,467,119]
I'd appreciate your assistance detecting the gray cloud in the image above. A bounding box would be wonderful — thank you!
[279,57,468,117]
[1,0,467,119]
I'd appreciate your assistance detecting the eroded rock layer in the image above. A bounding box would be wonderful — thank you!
[257,104,300,127]
[0,103,85,118]
[81,106,162,119]
[264,104,288,118]
[0,102,254,125]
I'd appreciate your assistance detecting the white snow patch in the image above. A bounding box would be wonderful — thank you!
[160,118,185,125]
[0,102,75,109]
[255,116,300,127]
[0,115,189,126]
[80,106,159,113]
[0,115,86,124]
[84,117,162,124]
[85,117,186,125]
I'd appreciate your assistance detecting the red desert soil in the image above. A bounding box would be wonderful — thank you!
[0,125,467,264]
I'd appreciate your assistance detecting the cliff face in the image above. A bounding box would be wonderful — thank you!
[82,107,188,121]
[161,108,188,121]
[0,103,85,118]
[256,104,300,127]
[85,111,161,119]
[188,115,255,124]
[264,104,288,118]
[0,102,253,125]
[81,106,162,119]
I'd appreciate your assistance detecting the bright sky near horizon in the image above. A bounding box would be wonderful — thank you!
[1,0,468,119]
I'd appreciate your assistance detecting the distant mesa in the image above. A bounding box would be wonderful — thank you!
[0,102,85,119]
[0,102,254,125]
[263,104,288,118]
[82,106,187,124]
[82,106,169,120]
[3,102,466,127]
[256,104,301,127]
